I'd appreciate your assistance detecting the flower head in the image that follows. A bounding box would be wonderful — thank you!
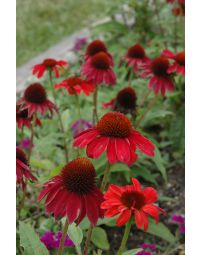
[19,138,34,150]
[32,58,68,78]
[37,157,104,225]
[40,231,74,250]
[71,37,87,52]
[103,87,137,115]
[54,76,94,95]
[171,214,185,234]
[85,39,112,60]
[73,112,154,166]
[16,148,37,190]
[125,44,150,72]
[101,178,165,230]
[71,119,93,137]
[81,52,116,85]
[17,83,57,117]
[140,56,175,96]
[16,105,41,129]
[162,50,185,76]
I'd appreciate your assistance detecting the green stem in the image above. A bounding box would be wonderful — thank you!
[92,86,99,125]
[136,95,158,128]
[83,162,111,255]
[117,220,132,255]
[49,71,69,163]
[57,218,69,255]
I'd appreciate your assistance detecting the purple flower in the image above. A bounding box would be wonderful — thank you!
[71,37,87,52]
[19,138,33,150]
[136,243,157,255]
[171,214,185,234]
[40,231,74,250]
[71,119,93,137]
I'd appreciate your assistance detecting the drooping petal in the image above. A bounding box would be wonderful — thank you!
[85,194,99,225]
[115,138,131,164]
[66,193,81,224]
[116,209,132,226]
[106,138,118,164]
[86,136,109,159]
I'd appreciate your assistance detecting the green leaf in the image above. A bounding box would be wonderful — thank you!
[110,163,130,173]
[91,227,110,250]
[153,146,167,182]
[67,223,83,255]
[30,158,54,171]
[147,218,175,243]
[19,221,49,255]
[50,164,64,177]
[122,248,142,255]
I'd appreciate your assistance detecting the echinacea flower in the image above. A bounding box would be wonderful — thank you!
[16,148,37,190]
[73,112,154,166]
[85,39,113,63]
[162,50,185,76]
[71,119,93,137]
[32,58,68,78]
[101,178,165,230]
[103,87,137,115]
[71,37,87,52]
[37,157,104,225]
[81,52,116,85]
[125,44,150,72]
[17,83,57,117]
[171,214,185,234]
[16,105,41,129]
[40,231,74,250]
[54,76,95,96]
[140,56,175,96]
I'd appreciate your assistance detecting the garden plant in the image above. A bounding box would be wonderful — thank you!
[16,1,185,254]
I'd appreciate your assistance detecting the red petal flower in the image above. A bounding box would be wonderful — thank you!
[163,50,185,76]
[81,52,116,86]
[17,83,57,117]
[54,76,95,96]
[16,148,37,190]
[125,44,150,72]
[101,178,165,230]
[140,56,175,96]
[32,58,68,78]
[37,158,104,225]
[73,112,154,166]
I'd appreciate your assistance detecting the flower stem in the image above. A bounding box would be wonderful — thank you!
[83,225,93,255]
[92,86,99,125]
[49,71,69,163]
[57,218,69,255]
[83,162,111,255]
[136,95,158,128]
[76,94,81,120]
[117,220,132,255]
[100,162,111,191]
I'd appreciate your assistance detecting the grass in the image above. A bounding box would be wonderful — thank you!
[17,0,117,66]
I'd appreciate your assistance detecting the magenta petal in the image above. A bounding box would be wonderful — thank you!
[86,136,109,159]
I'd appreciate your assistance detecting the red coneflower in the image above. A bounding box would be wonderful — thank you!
[16,105,41,129]
[81,52,116,86]
[17,83,57,117]
[140,56,175,96]
[16,148,37,190]
[85,39,113,63]
[125,44,150,72]
[103,87,137,115]
[32,58,68,78]
[37,158,104,225]
[101,178,165,230]
[54,76,95,96]
[162,50,185,76]
[73,112,154,166]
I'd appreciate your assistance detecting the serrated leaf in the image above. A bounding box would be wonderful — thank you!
[147,218,175,243]
[19,222,49,255]
[91,227,110,250]
[122,248,142,255]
